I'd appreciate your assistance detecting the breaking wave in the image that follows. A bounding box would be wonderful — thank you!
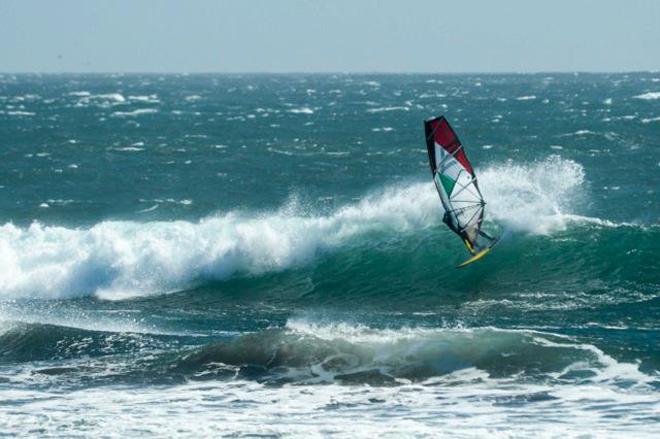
[0,156,629,300]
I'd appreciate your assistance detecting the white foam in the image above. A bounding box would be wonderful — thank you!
[287,107,314,114]
[366,106,409,113]
[533,335,654,385]
[559,214,637,228]
[95,93,125,102]
[73,93,126,108]
[138,204,159,213]
[10,94,37,102]
[113,146,144,152]
[515,95,537,101]
[2,376,655,438]
[633,91,660,100]
[110,108,158,118]
[128,94,159,103]
[560,129,598,137]
[641,116,660,124]
[46,199,75,206]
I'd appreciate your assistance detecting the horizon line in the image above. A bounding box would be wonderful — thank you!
[1,70,659,76]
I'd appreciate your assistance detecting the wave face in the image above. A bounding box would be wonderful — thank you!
[1,73,659,438]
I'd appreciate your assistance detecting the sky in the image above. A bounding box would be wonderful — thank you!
[1,0,659,73]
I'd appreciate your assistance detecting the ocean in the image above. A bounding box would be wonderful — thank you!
[0,73,658,437]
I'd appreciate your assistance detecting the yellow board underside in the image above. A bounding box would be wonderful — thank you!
[456,246,494,268]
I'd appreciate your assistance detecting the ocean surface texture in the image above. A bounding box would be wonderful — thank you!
[0,73,658,438]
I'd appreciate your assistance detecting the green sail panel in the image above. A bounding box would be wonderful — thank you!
[439,173,457,196]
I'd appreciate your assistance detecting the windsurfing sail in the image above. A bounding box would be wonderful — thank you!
[424,115,496,256]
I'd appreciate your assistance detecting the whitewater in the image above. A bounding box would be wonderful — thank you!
[0,156,613,300]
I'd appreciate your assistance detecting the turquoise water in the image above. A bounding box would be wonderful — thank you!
[0,73,658,437]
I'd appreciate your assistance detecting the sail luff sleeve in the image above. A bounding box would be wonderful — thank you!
[425,119,437,174]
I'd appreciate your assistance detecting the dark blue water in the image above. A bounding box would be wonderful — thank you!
[0,73,658,437]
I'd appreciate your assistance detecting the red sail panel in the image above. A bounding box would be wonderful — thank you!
[429,117,474,176]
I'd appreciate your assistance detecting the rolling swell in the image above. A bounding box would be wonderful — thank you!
[174,325,589,384]
[0,321,177,364]
[2,319,654,390]
[3,156,652,302]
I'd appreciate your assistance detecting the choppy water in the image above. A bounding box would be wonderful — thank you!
[0,73,658,437]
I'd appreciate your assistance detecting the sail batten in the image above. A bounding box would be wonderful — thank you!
[424,115,494,253]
